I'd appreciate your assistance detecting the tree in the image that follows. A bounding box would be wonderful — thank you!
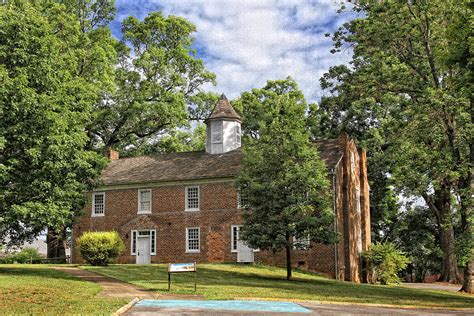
[397,206,443,282]
[0,0,106,247]
[320,0,472,291]
[237,90,335,280]
[87,12,216,154]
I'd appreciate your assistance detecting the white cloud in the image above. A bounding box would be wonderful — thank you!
[115,0,359,102]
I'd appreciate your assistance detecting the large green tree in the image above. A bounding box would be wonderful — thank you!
[320,0,472,291]
[237,86,335,280]
[0,0,107,248]
[87,11,216,155]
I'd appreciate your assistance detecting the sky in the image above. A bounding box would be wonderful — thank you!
[111,0,360,103]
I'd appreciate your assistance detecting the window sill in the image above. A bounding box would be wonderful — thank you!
[91,213,105,217]
[185,209,200,212]
[185,250,200,254]
[137,211,152,215]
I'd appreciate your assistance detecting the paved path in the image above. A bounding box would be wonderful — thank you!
[124,300,473,315]
[53,266,157,299]
[401,282,462,293]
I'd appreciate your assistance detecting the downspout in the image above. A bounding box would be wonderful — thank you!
[332,155,343,280]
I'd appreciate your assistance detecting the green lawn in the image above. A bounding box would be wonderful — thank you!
[84,263,474,309]
[0,265,128,315]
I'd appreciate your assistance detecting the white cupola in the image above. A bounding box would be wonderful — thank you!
[205,94,242,154]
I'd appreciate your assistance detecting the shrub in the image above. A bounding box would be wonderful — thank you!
[0,247,44,264]
[77,231,124,266]
[363,242,409,285]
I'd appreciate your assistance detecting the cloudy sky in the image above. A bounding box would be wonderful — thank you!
[111,0,360,103]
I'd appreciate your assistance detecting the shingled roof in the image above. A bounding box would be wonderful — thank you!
[205,94,241,122]
[314,138,345,169]
[101,150,243,185]
[100,138,345,186]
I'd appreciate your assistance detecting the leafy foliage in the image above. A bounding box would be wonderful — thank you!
[0,0,107,246]
[237,81,335,280]
[77,231,124,266]
[321,0,472,286]
[87,11,216,153]
[0,247,44,264]
[397,207,443,282]
[363,242,409,285]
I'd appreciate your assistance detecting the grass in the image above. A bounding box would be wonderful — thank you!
[83,263,474,309]
[0,264,128,315]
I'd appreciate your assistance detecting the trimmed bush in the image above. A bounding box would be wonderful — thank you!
[77,231,124,266]
[0,247,44,264]
[363,242,409,285]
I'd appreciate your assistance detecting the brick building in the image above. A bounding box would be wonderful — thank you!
[72,95,371,283]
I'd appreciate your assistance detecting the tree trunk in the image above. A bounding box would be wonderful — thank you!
[461,260,474,293]
[458,172,473,293]
[286,233,292,280]
[434,186,461,283]
[47,228,66,260]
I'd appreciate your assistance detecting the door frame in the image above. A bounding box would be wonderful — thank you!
[132,229,156,264]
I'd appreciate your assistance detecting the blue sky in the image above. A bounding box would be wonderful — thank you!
[112,0,359,103]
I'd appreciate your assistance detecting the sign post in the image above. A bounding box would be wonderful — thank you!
[167,262,197,291]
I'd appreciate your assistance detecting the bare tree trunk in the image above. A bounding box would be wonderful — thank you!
[286,233,292,280]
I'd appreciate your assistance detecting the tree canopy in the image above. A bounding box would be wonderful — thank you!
[237,81,335,280]
[320,0,472,291]
[0,0,108,245]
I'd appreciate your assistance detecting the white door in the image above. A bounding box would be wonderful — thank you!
[136,237,151,264]
[237,240,254,263]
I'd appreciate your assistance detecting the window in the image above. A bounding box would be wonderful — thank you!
[212,123,222,143]
[185,186,200,211]
[150,230,156,255]
[231,225,242,252]
[131,230,137,255]
[237,191,248,209]
[351,152,356,174]
[186,227,200,253]
[138,189,152,214]
[355,188,361,214]
[231,225,259,252]
[235,125,241,146]
[92,192,105,216]
[293,235,310,250]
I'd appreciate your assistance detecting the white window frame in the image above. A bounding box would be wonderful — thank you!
[293,235,311,250]
[356,188,361,214]
[231,225,259,253]
[231,225,242,252]
[186,227,200,253]
[150,230,156,255]
[91,192,105,217]
[237,191,248,209]
[211,122,223,143]
[185,186,200,212]
[235,124,241,146]
[138,189,152,214]
[131,230,137,255]
[131,229,156,256]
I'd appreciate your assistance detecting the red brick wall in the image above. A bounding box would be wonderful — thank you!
[73,138,371,283]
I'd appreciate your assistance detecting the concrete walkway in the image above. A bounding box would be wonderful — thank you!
[124,301,472,315]
[401,282,462,293]
[53,266,157,299]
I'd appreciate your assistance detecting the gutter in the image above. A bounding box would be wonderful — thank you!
[332,155,343,280]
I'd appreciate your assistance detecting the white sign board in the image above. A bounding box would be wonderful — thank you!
[168,262,196,273]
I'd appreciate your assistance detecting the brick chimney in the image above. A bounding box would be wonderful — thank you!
[106,148,119,161]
